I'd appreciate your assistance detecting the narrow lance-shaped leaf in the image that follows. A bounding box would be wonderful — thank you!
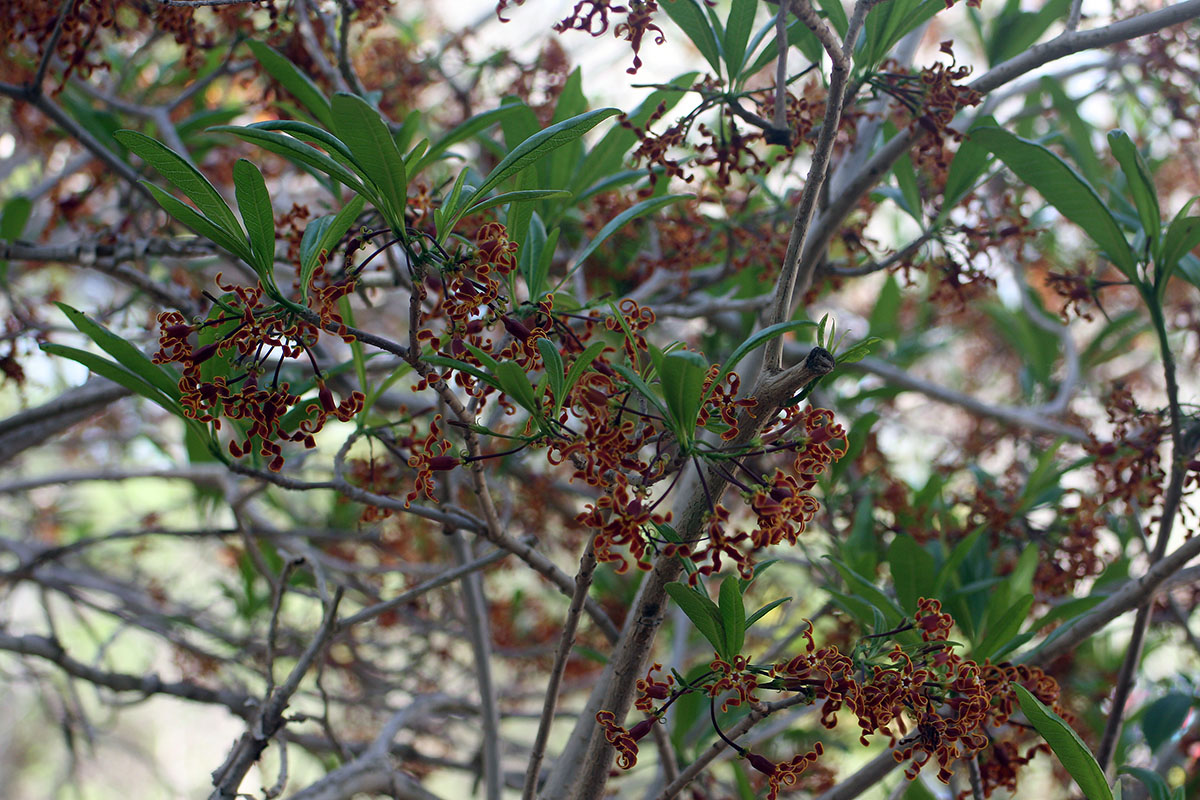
[210,125,370,198]
[55,302,182,400]
[1117,766,1172,800]
[248,120,358,166]
[1160,197,1200,288]
[246,40,334,129]
[232,159,277,282]
[659,349,709,444]
[972,593,1032,662]
[660,0,723,74]
[612,363,670,421]
[114,130,245,239]
[558,193,693,290]
[141,181,254,265]
[562,340,609,399]
[722,0,758,79]
[464,189,572,218]
[970,127,1137,279]
[536,338,565,412]
[0,195,33,285]
[665,582,727,658]
[1108,130,1161,255]
[1014,684,1114,800]
[41,344,167,405]
[330,93,408,230]
[300,195,366,298]
[718,576,746,657]
[457,108,621,223]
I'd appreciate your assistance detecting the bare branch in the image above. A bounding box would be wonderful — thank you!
[522,535,599,800]
[209,588,344,800]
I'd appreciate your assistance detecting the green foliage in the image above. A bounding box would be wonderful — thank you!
[1015,685,1114,800]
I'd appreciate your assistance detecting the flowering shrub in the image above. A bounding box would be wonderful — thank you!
[2,2,1200,800]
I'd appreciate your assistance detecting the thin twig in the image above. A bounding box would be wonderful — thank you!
[31,0,76,94]
[967,755,984,800]
[449,532,502,800]
[209,588,344,799]
[1096,299,1190,772]
[522,535,599,800]
[762,0,879,373]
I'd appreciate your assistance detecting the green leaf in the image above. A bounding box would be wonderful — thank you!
[983,0,1072,65]
[723,0,758,78]
[941,115,997,214]
[661,0,723,74]
[842,495,878,577]
[247,120,358,166]
[462,341,503,375]
[970,127,1137,278]
[834,336,882,365]
[55,302,182,399]
[141,182,254,264]
[826,556,906,626]
[536,338,565,412]
[1161,198,1200,277]
[863,0,943,68]
[114,130,244,239]
[0,195,33,285]
[246,40,334,129]
[888,534,936,615]
[745,597,790,628]
[932,526,986,594]
[463,188,572,218]
[299,195,366,297]
[666,582,727,658]
[548,68,588,192]
[1108,130,1161,253]
[422,354,502,392]
[563,340,609,398]
[1140,692,1195,752]
[210,125,369,197]
[331,93,408,228]
[659,349,709,444]
[612,362,670,420]
[1014,684,1114,800]
[412,101,523,174]
[1117,766,1171,800]
[718,576,747,657]
[494,360,542,418]
[973,593,1032,661]
[1041,81,1103,186]
[39,343,192,427]
[232,159,276,280]
[458,108,620,226]
[560,193,692,289]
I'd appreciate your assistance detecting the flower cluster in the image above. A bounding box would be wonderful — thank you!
[678,406,847,582]
[602,600,1069,797]
[152,274,363,471]
[744,744,825,800]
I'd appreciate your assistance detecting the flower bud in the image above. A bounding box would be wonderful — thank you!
[627,718,655,741]
[501,314,532,341]
[428,455,460,471]
[189,342,220,364]
[745,752,777,776]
